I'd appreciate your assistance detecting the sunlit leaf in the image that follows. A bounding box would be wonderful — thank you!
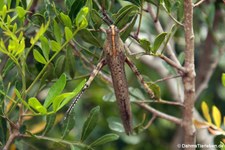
[15,89,32,111]
[212,105,221,128]
[53,93,74,112]
[30,20,50,45]
[44,74,66,108]
[201,101,212,123]
[50,40,61,52]
[81,106,100,141]
[90,134,119,147]
[16,6,26,18]
[40,36,50,61]
[33,49,47,64]
[57,79,86,111]
[65,27,73,41]
[222,73,225,87]
[53,20,62,43]
[76,7,89,29]
[60,12,72,29]
[28,97,47,114]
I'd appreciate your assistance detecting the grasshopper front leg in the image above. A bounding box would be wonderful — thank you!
[125,57,155,99]
[66,59,106,116]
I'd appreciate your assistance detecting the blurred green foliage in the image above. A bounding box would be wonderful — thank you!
[0,0,225,150]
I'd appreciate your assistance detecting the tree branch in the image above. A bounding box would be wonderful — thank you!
[147,4,181,67]
[135,102,182,125]
[182,0,196,147]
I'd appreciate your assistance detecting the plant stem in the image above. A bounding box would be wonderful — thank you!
[182,0,196,147]
[26,29,79,94]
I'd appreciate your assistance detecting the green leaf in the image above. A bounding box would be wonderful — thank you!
[76,7,89,27]
[14,89,30,109]
[91,9,103,29]
[90,134,119,147]
[78,29,101,47]
[44,74,66,108]
[53,20,62,43]
[30,13,45,26]
[152,32,167,53]
[120,15,137,41]
[178,52,185,65]
[33,49,47,64]
[129,87,146,101]
[16,6,26,18]
[201,101,212,123]
[81,106,100,141]
[68,0,86,21]
[43,114,56,135]
[54,55,65,77]
[50,40,61,52]
[57,79,86,111]
[148,82,161,100]
[40,36,50,61]
[212,105,221,128]
[222,73,225,87]
[28,97,47,114]
[62,108,76,139]
[52,93,74,112]
[65,47,76,78]
[139,38,151,52]
[65,27,73,41]
[114,4,139,29]
[107,117,124,133]
[65,0,75,9]
[163,0,171,13]
[76,6,89,29]
[30,20,50,45]
[60,12,72,29]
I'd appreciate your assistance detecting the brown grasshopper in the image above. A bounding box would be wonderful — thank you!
[67,25,155,135]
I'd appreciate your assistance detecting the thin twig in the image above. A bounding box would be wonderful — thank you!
[144,115,156,129]
[70,41,112,84]
[147,4,181,67]
[153,74,181,84]
[135,102,182,125]
[136,99,183,107]
[158,54,186,73]
[93,0,113,25]
[194,0,205,7]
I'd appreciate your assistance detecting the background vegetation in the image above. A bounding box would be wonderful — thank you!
[0,0,225,150]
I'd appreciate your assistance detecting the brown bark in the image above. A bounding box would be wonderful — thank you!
[182,0,196,148]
